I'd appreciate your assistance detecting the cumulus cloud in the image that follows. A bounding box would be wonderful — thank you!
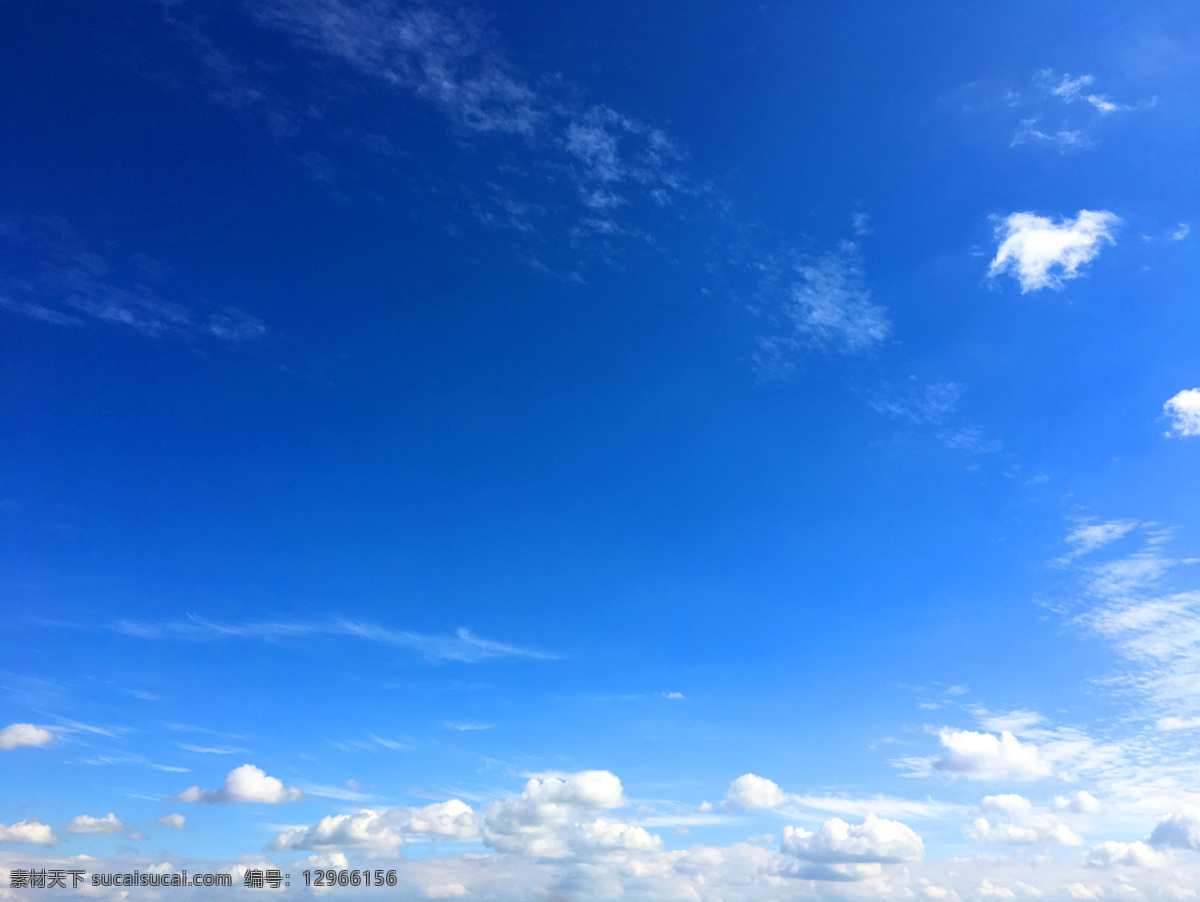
[1086,840,1166,868]
[66,813,125,835]
[479,769,661,858]
[964,816,1082,846]
[1149,808,1200,850]
[0,819,58,844]
[988,210,1120,292]
[1052,791,1101,814]
[903,727,1052,781]
[1164,389,1200,437]
[723,774,788,811]
[174,764,304,804]
[159,814,186,829]
[780,813,924,865]
[0,723,54,750]
[269,809,406,855]
[981,795,1033,818]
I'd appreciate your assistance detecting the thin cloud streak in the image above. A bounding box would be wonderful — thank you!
[103,614,559,663]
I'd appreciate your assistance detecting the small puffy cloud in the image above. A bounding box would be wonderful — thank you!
[923,728,1052,781]
[0,819,58,844]
[981,794,1033,817]
[1171,223,1190,241]
[988,210,1120,292]
[964,816,1081,846]
[1149,807,1200,850]
[1086,840,1166,868]
[174,763,303,804]
[0,723,54,750]
[724,773,788,811]
[780,813,924,864]
[159,814,186,829]
[1067,883,1102,899]
[269,809,406,855]
[1052,791,1101,814]
[1164,389,1200,437]
[66,813,125,835]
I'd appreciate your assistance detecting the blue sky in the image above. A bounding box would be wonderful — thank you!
[2,1,1200,899]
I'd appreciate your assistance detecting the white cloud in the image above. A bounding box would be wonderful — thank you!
[0,220,265,342]
[780,813,924,864]
[1067,883,1102,900]
[269,809,406,855]
[988,210,1120,292]
[0,819,58,844]
[159,814,186,829]
[1061,521,1138,561]
[782,241,891,354]
[1149,808,1200,850]
[1164,389,1200,437]
[1050,73,1095,102]
[724,774,787,811]
[173,764,304,804]
[0,723,54,750]
[108,616,557,663]
[904,727,1052,781]
[1087,840,1166,868]
[1052,791,1101,814]
[479,770,659,858]
[981,795,1033,818]
[425,884,466,899]
[1171,223,1189,241]
[964,816,1081,846]
[66,813,125,835]
[870,380,964,425]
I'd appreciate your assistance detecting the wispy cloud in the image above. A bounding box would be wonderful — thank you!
[753,241,891,379]
[870,380,964,425]
[102,614,558,663]
[0,217,265,342]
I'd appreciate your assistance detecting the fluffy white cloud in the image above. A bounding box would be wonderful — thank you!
[269,809,406,855]
[988,210,1120,292]
[780,813,924,864]
[174,764,304,804]
[159,813,186,829]
[964,816,1082,846]
[1086,840,1166,868]
[0,819,58,844]
[724,774,787,811]
[270,800,478,855]
[1164,389,1200,437]
[981,794,1033,817]
[921,728,1052,781]
[1052,791,1101,814]
[66,813,125,835]
[0,723,54,750]
[1149,808,1200,850]
[479,770,660,858]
